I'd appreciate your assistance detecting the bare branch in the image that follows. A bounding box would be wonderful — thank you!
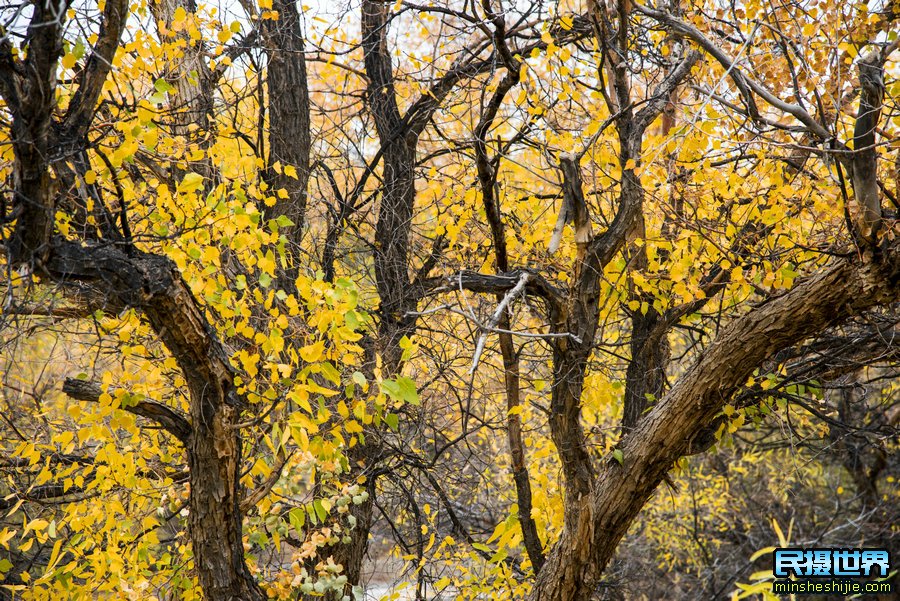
[633,3,832,139]
[470,272,530,373]
[62,378,192,444]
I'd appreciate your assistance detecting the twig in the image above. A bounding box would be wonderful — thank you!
[470,272,530,373]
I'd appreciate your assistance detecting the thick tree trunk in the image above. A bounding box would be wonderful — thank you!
[298,465,376,601]
[42,243,267,600]
[545,155,643,509]
[361,0,420,370]
[527,256,900,601]
[622,307,669,431]
[3,1,64,265]
[0,3,265,598]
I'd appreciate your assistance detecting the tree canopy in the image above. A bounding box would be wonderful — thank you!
[0,0,898,599]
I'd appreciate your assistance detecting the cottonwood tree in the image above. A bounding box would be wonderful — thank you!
[0,0,898,599]
[418,0,900,597]
[0,0,313,597]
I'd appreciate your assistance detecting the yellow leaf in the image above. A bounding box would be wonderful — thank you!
[749,546,776,562]
[0,528,16,549]
[24,519,49,534]
[178,172,205,194]
[299,340,324,362]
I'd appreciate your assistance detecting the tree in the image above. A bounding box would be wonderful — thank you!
[0,0,898,599]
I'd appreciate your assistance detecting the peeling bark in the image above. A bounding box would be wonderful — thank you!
[849,53,885,244]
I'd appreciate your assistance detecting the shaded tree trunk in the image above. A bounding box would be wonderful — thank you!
[361,0,420,371]
[148,0,218,182]
[261,0,312,276]
[1,4,266,597]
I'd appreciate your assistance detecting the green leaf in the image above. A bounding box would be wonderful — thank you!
[612,449,624,465]
[319,362,341,386]
[73,39,86,60]
[489,549,508,563]
[288,507,305,533]
[154,78,175,94]
[313,499,328,523]
[275,215,295,228]
[382,376,420,406]
[384,413,399,431]
[344,310,362,329]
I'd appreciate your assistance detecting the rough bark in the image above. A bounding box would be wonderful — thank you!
[520,10,899,597]
[541,44,699,529]
[42,242,266,600]
[62,377,192,444]
[1,0,66,265]
[1,3,265,595]
[527,255,900,601]
[622,307,669,431]
[361,0,420,371]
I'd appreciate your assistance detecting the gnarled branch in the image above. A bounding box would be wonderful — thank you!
[62,378,192,444]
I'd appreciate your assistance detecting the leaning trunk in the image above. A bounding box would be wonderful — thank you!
[527,256,900,601]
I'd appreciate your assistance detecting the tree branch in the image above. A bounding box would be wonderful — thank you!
[62,378,192,444]
[528,251,900,599]
[60,0,129,141]
[634,3,831,139]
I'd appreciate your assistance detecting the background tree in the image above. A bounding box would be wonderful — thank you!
[0,0,898,599]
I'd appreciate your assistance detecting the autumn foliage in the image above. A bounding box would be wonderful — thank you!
[0,0,898,599]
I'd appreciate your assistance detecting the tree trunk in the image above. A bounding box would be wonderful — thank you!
[4,1,64,265]
[42,244,268,600]
[262,0,312,269]
[149,0,217,182]
[622,306,669,431]
[527,256,900,600]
